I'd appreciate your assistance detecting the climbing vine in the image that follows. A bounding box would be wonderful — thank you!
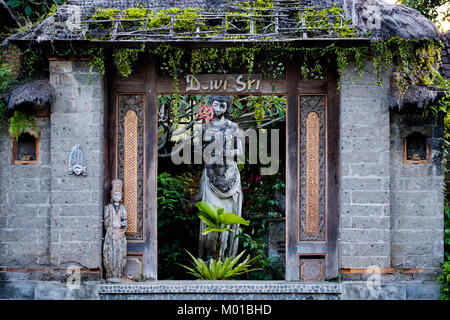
[3,4,447,129]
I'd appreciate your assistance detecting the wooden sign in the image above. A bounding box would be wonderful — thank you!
[186,74,263,94]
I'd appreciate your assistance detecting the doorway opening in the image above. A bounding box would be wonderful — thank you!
[157,94,287,280]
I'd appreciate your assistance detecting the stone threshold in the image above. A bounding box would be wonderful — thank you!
[98,281,341,294]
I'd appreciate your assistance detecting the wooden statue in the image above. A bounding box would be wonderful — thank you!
[103,179,127,282]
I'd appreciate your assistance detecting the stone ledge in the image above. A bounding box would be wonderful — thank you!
[98,281,341,294]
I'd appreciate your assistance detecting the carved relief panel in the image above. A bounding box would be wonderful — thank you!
[299,95,326,242]
[117,94,145,240]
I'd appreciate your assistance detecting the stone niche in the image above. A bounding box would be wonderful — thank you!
[11,132,39,164]
[403,131,430,164]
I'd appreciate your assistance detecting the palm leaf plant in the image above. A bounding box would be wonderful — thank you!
[196,201,249,260]
[179,250,261,280]
[179,201,259,280]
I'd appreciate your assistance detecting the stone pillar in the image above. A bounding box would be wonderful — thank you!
[49,60,104,269]
[339,61,391,269]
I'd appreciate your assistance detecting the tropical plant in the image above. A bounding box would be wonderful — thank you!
[445,204,450,261]
[8,110,38,140]
[179,249,261,280]
[196,201,250,235]
[401,0,449,23]
[6,0,65,21]
[196,201,250,261]
[179,201,259,280]
[238,172,286,280]
[236,232,284,280]
[438,261,450,300]
[0,56,14,125]
[157,172,198,280]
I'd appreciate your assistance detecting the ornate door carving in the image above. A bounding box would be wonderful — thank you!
[117,94,145,278]
[286,60,339,281]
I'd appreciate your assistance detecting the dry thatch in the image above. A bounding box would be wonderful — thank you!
[5,80,55,109]
[3,0,441,44]
[350,0,441,41]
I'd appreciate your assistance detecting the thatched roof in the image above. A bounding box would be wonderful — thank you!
[4,80,55,109]
[3,0,441,45]
[350,0,441,41]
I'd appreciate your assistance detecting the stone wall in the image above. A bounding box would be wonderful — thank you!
[0,116,51,267]
[339,61,391,269]
[390,109,444,273]
[339,60,444,280]
[0,60,104,272]
[48,60,104,269]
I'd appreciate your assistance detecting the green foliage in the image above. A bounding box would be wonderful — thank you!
[8,110,36,140]
[444,205,450,262]
[372,37,442,97]
[0,57,14,124]
[112,46,145,78]
[237,232,284,280]
[91,8,121,33]
[6,0,64,21]
[195,201,249,235]
[401,0,448,22]
[20,47,51,78]
[438,261,450,300]
[238,173,286,280]
[300,4,358,38]
[179,249,261,280]
[157,172,198,279]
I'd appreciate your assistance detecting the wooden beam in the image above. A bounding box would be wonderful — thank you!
[297,80,327,94]
[9,38,372,50]
[156,78,288,95]
[104,49,116,201]
[285,57,300,281]
[325,65,340,279]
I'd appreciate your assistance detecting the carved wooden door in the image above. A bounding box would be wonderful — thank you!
[106,53,158,280]
[285,61,339,281]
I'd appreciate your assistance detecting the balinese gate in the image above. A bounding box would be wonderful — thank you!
[105,51,339,281]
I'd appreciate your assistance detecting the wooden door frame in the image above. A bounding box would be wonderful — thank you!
[104,51,339,281]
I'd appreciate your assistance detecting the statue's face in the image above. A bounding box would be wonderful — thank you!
[212,100,227,117]
[112,192,122,203]
[73,165,83,175]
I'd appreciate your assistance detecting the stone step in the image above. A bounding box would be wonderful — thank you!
[98,280,342,300]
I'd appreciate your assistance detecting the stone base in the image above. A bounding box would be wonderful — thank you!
[0,280,440,300]
[0,280,100,300]
[98,281,341,300]
[341,281,440,300]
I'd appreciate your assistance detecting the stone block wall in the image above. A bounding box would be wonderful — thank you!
[339,61,444,278]
[0,117,51,267]
[48,60,104,269]
[339,61,392,269]
[390,109,444,273]
[1,60,105,271]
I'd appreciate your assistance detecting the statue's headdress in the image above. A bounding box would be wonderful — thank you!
[111,179,123,195]
[208,95,232,107]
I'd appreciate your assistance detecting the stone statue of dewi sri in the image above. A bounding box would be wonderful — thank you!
[103,179,127,282]
[196,95,244,260]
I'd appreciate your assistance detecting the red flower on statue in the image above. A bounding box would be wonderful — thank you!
[197,104,214,127]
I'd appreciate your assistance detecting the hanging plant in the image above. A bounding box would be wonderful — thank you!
[9,111,39,140]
